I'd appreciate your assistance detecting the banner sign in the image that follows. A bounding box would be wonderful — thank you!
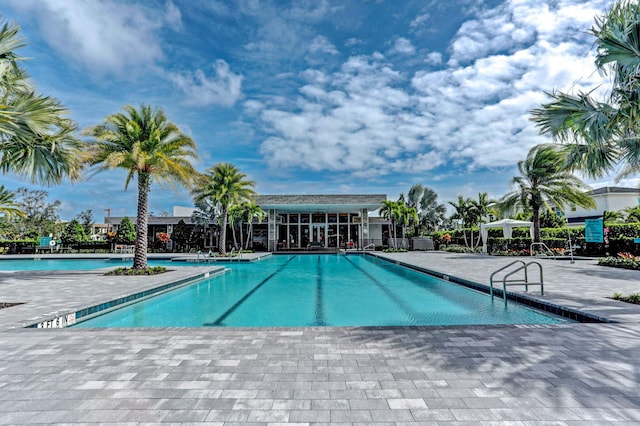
[584,218,604,243]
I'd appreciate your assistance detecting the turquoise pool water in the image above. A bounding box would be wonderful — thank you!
[74,254,568,327]
[0,258,180,271]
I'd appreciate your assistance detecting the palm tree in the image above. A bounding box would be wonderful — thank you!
[85,104,198,269]
[603,210,625,224]
[623,206,640,223]
[499,144,595,243]
[396,203,418,248]
[470,192,497,248]
[0,185,24,218]
[227,203,245,250]
[192,163,256,256]
[530,0,640,182]
[448,195,474,247]
[407,183,446,233]
[380,200,400,248]
[0,19,84,185]
[191,199,220,249]
[241,202,266,250]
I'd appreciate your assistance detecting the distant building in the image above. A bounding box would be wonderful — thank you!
[565,186,640,225]
[105,194,389,251]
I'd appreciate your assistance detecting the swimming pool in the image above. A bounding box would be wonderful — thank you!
[0,258,183,271]
[74,254,569,327]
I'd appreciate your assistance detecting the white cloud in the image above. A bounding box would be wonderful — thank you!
[168,60,243,107]
[391,37,416,55]
[255,0,614,179]
[6,0,181,76]
[309,36,339,55]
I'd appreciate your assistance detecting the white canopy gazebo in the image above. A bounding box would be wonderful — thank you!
[480,219,534,253]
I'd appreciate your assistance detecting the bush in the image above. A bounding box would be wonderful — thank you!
[383,248,407,253]
[105,266,168,276]
[597,256,640,270]
[441,245,476,253]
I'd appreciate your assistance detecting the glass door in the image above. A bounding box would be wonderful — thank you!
[311,225,326,247]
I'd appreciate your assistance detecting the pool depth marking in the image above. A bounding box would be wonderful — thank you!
[204,256,296,326]
[314,256,326,326]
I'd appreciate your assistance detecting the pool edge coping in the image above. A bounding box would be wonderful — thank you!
[24,267,229,329]
[367,252,615,324]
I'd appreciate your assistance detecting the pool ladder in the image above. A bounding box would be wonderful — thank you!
[489,260,544,307]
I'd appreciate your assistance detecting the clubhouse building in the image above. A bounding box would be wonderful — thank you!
[105,194,388,252]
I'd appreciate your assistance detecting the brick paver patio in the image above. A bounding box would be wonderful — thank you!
[0,251,639,424]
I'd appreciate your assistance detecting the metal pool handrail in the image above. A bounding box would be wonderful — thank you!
[490,260,544,307]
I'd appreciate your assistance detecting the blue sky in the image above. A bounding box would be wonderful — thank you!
[3,0,635,221]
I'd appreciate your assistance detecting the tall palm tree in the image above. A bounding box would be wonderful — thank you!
[530,0,640,181]
[192,163,256,256]
[407,183,446,233]
[0,19,84,185]
[0,185,24,218]
[86,104,198,269]
[499,144,595,242]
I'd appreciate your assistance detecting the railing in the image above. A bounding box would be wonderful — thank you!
[363,244,375,251]
[530,242,555,259]
[490,260,544,307]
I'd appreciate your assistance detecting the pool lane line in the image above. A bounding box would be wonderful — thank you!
[314,256,326,326]
[343,256,422,321]
[204,256,297,326]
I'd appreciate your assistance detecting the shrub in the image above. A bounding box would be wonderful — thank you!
[598,256,640,270]
[105,266,168,276]
[441,245,475,253]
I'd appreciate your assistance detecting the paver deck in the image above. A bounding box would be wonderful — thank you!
[0,251,639,425]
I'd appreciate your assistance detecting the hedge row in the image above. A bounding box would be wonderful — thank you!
[431,223,640,256]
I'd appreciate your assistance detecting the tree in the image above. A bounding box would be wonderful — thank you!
[170,219,192,252]
[0,19,84,185]
[0,185,24,219]
[115,217,136,245]
[603,210,625,224]
[539,210,565,228]
[85,104,198,269]
[396,203,418,248]
[60,219,88,245]
[192,163,256,256]
[530,1,640,182]
[499,144,596,242]
[191,199,220,249]
[9,187,61,238]
[380,200,401,248]
[406,184,446,233]
[242,202,266,250]
[623,206,640,223]
[76,209,94,237]
[448,195,475,248]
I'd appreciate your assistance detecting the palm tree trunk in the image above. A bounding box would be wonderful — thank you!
[134,172,149,269]
[245,221,252,250]
[219,206,228,256]
[532,208,541,243]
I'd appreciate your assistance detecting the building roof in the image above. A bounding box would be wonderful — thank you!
[588,186,640,195]
[255,194,386,213]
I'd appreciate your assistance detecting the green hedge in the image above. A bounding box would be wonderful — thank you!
[430,222,640,256]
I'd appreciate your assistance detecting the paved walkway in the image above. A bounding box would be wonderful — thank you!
[0,252,639,424]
